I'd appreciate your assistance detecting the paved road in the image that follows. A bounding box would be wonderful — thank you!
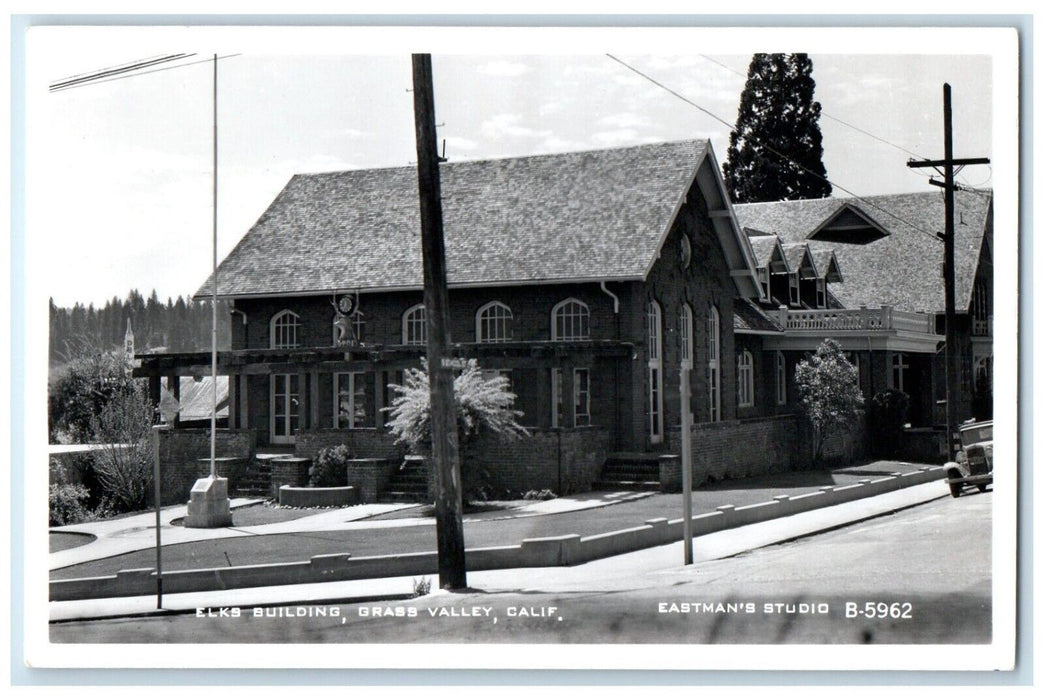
[49,487,992,645]
[51,462,923,580]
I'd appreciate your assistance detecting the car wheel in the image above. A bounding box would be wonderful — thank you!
[977,484,989,493]
[950,483,962,498]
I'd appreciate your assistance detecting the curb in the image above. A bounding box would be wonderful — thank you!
[50,466,944,602]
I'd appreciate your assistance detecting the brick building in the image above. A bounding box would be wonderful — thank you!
[136,140,991,498]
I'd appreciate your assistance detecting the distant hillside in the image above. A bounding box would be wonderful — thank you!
[49,290,231,366]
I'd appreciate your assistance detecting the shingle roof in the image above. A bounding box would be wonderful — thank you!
[199,140,711,298]
[733,191,992,313]
[733,298,783,333]
[748,235,782,268]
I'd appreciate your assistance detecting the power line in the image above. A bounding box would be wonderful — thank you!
[606,54,942,241]
[697,54,932,162]
[49,53,240,92]
[50,54,196,92]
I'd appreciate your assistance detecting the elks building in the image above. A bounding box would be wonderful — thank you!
[136,140,993,499]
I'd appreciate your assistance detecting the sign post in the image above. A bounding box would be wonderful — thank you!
[680,362,693,565]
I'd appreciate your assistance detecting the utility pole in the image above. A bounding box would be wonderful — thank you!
[907,83,990,460]
[411,54,467,590]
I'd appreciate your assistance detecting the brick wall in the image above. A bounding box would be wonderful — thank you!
[666,413,867,488]
[294,428,405,461]
[156,429,256,503]
[460,427,612,497]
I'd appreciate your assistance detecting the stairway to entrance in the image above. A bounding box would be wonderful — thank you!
[378,455,431,503]
[232,446,296,498]
[592,452,662,491]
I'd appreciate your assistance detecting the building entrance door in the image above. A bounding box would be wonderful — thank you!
[270,374,300,444]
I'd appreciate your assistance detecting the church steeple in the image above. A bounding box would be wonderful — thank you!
[124,318,135,357]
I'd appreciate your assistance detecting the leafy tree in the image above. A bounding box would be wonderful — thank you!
[48,345,138,443]
[385,358,528,450]
[723,53,832,203]
[794,339,863,465]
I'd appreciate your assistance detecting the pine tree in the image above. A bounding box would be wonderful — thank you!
[723,53,832,204]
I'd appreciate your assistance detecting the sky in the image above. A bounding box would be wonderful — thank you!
[27,27,1002,308]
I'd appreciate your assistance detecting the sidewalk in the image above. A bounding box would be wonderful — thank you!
[49,478,950,621]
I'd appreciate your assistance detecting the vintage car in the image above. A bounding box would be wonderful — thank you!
[945,419,993,498]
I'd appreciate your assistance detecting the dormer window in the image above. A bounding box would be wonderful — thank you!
[789,274,800,306]
[816,279,827,308]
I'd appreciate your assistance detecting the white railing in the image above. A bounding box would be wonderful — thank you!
[781,306,935,334]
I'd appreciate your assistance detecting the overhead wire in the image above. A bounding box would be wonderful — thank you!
[50,54,196,92]
[698,53,993,198]
[49,53,240,92]
[606,53,944,241]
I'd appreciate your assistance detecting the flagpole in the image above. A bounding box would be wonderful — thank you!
[210,53,218,479]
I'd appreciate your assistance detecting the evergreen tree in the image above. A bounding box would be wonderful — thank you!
[723,53,832,204]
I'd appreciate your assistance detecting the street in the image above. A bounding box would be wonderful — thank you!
[50,488,991,644]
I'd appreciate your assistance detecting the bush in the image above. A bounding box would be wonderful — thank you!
[49,483,91,526]
[794,339,863,466]
[89,384,154,512]
[523,489,557,501]
[310,445,353,487]
[867,389,910,458]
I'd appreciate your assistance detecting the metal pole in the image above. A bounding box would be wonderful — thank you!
[210,53,218,479]
[152,424,164,608]
[680,363,693,565]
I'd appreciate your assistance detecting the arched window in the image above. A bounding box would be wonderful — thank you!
[647,300,663,443]
[476,301,513,343]
[402,304,427,346]
[708,306,721,422]
[270,310,300,349]
[775,351,787,405]
[679,303,693,367]
[737,350,754,408]
[551,298,590,341]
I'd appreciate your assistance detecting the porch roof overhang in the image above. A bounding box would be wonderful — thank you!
[134,340,636,377]
[762,329,943,354]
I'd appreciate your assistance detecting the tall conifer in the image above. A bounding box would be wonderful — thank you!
[723,53,832,203]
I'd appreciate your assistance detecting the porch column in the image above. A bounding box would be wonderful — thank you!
[238,374,249,429]
[166,374,180,428]
[374,369,386,429]
[299,372,310,430]
[227,373,237,429]
[309,371,320,429]
[148,375,161,414]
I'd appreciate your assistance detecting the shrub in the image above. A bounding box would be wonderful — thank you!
[794,339,864,466]
[49,483,91,526]
[89,383,154,512]
[523,489,557,501]
[310,445,353,487]
[412,576,432,597]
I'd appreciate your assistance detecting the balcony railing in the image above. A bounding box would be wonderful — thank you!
[780,306,936,335]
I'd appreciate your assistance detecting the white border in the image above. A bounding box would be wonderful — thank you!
[21,23,1020,673]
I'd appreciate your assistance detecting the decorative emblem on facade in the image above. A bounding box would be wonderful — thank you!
[679,233,692,269]
[332,292,360,347]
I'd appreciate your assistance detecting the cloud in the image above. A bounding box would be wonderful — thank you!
[478,60,532,77]
[443,136,479,152]
[598,112,652,129]
[592,129,663,147]
[480,113,552,142]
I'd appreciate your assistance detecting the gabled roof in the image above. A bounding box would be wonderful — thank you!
[807,202,891,244]
[198,140,760,299]
[782,243,818,279]
[733,190,993,313]
[811,248,843,283]
[748,234,790,273]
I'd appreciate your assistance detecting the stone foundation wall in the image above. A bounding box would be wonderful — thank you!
[294,428,405,462]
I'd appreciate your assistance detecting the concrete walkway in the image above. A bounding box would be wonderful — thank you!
[49,479,950,621]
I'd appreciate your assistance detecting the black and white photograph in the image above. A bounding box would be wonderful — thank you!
[18,21,1020,675]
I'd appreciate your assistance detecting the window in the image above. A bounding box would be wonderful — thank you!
[737,350,754,408]
[758,268,771,300]
[679,303,693,368]
[476,301,513,343]
[270,310,300,349]
[789,274,800,306]
[708,306,721,422]
[647,301,663,442]
[334,372,372,428]
[402,304,426,346]
[551,298,590,341]
[775,351,787,405]
[551,368,590,428]
[972,278,990,335]
[891,352,909,392]
[816,279,827,308]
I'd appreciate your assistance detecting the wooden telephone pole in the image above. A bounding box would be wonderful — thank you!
[907,83,990,460]
[411,54,467,590]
